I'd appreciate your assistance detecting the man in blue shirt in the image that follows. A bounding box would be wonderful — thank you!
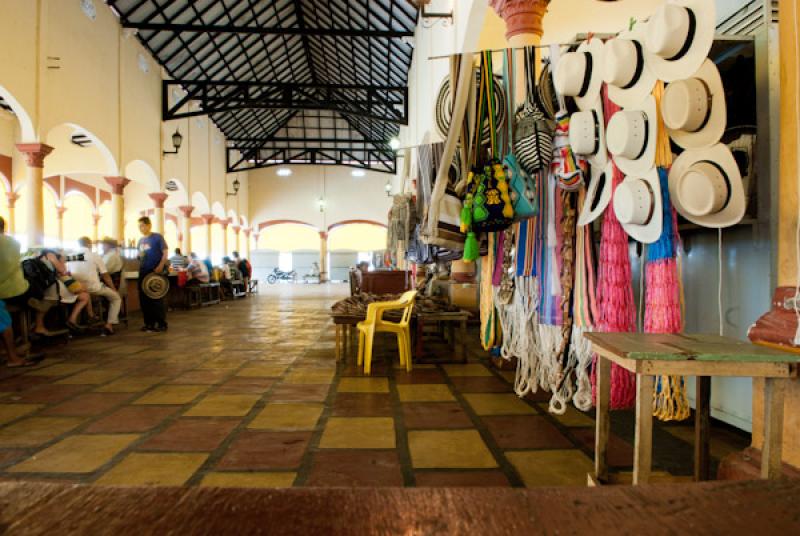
[137,216,169,332]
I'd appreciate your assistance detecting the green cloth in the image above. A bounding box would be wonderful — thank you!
[0,235,29,300]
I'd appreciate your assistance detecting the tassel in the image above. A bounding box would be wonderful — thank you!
[463,231,479,262]
[460,194,474,234]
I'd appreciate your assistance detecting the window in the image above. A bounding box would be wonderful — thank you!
[357,251,372,270]
[278,252,293,272]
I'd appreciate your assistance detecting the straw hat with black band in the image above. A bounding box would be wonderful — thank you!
[644,0,716,82]
[578,160,614,227]
[668,143,745,228]
[603,22,657,108]
[141,272,170,300]
[661,58,726,149]
[605,95,658,176]
[613,167,663,243]
[569,97,607,168]
[553,38,605,111]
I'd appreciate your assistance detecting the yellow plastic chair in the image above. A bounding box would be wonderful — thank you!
[357,290,417,375]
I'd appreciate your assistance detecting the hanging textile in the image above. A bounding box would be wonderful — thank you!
[647,81,690,421]
[480,232,499,350]
[591,85,637,410]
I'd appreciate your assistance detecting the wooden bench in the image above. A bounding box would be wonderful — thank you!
[199,283,221,306]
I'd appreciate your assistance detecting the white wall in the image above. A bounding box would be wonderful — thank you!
[248,165,392,232]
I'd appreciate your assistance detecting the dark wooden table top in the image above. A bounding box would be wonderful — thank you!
[0,480,799,534]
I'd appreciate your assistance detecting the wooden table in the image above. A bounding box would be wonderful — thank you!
[586,332,800,485]
[331,309,470,364]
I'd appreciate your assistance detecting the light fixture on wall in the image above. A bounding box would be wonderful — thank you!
[351,169,366,178]
[276,168,292,177]
[163,129,183,156]
[414,0,452,27]
[317,196,327,213]
[389,137,400,150]
[226,176,241,197]
[385,180,393,197]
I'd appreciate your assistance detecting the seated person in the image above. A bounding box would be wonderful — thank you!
[185,253,210,285]
[101,237,124,289]
[0,216,58,341]
[218,257,234,296]
[203,257,214,280]
[169,248,188,270]
[68,237,122,336]
[232,251,252,287]
[38,249,91,331]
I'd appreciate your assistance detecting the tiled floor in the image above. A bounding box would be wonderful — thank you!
[0,284,749,488]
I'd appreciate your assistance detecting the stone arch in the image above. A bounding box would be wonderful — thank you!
[327,220,388,252]
[44,123,118,176]
[163,178,190,209]
[257,222,321,252]
[0,83,35,142]
[124,160,161,191]
[191,191,210,214]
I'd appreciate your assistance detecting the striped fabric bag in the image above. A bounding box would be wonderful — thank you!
[514,47,555,176]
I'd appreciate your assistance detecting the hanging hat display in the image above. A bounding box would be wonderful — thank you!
[603,23,657,108]
[643,0,716,82]
[668,143,745,228]
[141,272,170,300]
[553,38,605,111]
[661,59,726,149]
[613,167,663,243]
[435,69,507,144]
[578,160,614,227]
[568,98,607,167]
[606,95,658,176]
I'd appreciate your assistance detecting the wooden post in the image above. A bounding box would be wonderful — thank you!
[762,378,786,479]
[695,376,711,481]
[633,374,655,485]
[594,355,611,483]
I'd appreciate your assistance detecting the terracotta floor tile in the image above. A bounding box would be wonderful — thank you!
[55,369,126,385]
[414,470,511,487]
[26,363,93,377]
[337,377,389,393]
[41,393,133,417]
[463,394,536,416]
[338,362,390,377]
[483,415,574,450]
[9,434,138,473]
[506,450,594,487]
[0,404,43,425]
[248,403,323,431]
[134,385,209,405]
[449,376,511,393]
[305,450,403,487]
[498,371,515,383]
[408,430,497,469]
[138,418,239,451]
[331,393,393,417]
[213,377,276,394]
[216,431,312,470]
[319,417,396,449]
[197,358,247,371]
[5,384,89,404]
[168,370,233,385]
[442,364,493,377]
[0,449,29,469]
[402,402,473,429]
[269,384,330,403]
[0,417,85,447]
[537,404,594,427]
[199,472,296,488]
[393,369,447,384]
[84,406,178,433]
[95,452,207,486]
[93,376,167,393]
[570,428,633,468]
[184,394,260,417]
[396,384,455,402]
[236,364,288,377]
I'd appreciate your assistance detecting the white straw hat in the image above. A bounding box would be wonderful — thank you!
[613,167,663,243]
[643,0,716,82]
[661,59,726,149]
[568,98,607,167]
[578,160,614,227]
[603,23,657,108]
[553,38,605,111]
[668,143,745,228]
[606,95,658,176]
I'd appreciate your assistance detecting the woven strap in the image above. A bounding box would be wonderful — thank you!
[502,49,515,155]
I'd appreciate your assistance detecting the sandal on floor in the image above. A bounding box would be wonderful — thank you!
[8,355,44,368]
[101,327,115,337]
[65,321,83,332]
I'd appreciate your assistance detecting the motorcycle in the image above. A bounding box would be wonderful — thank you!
[267,267,297,284]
